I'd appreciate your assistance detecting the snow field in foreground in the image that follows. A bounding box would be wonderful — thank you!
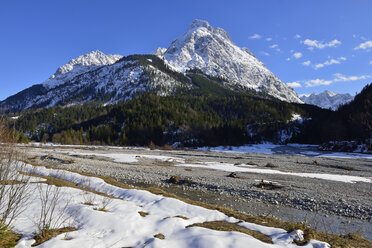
[11,163,330,248]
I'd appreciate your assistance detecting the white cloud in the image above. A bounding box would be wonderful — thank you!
[332,73,370,82]
[305,73,371,87]
[269,44,278,49]
[303,39,341,49]
[294,34,301,39]
[302,60,311,66]
[354,40,372,50]
[353,34,367,41]
[287,82,302,88]
[287,52,302,61]
[305,78,333,87]
[249,34,261,39]
[293,52,302,59]
[261,51,270,56]
[369,61,372,65]
[266,37,272,41]
[314,57,347,70]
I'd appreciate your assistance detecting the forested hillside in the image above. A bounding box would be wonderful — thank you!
[10,91,307,147]
[293,83,372,148]
[9,81,371,148]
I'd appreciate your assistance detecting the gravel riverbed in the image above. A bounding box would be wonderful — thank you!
[24,145,372,240]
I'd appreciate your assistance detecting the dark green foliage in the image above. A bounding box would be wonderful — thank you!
[293,83,372,144]
[120,54,190,85]
[0,222,20,248]
[11,93,305,147]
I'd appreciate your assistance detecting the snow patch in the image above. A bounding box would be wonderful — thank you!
[12,164,330,247]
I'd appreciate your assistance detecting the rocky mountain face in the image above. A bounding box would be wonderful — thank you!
[300,90,354,110]
[1,19,302,112]
[156,19,302,103]
[1,55,192,112]
[43,50,123,89]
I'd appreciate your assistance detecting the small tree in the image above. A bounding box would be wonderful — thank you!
[0,120,31,226]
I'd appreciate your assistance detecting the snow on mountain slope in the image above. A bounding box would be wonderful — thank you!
[1,55,192,111]
[1,20,305,112]
[43,50,122,89]
[156,19,302,103]
[300,90,354,110]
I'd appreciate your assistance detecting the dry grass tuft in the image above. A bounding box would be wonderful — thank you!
[138,211,149,217]
[173,215,189,220]
[32,227,76,246]
[187,221,273,244]
[153,233,165,240]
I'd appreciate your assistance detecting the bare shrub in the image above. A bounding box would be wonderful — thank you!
[97,193,113,212]
[35,183,73,238]
[79,178,113,211]
[79,179,96,205]
[0,120,31,226]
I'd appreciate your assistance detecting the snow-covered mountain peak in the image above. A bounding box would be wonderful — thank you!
[300,90,354,110]
[154,47,167,57]
[159,19,302,103]
[44,50,122,89]
[188,19,213,31]
[323,90,337,97]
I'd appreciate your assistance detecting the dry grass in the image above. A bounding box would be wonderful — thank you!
[187,221,273,244]
[23,159,372,248]
[32,227,76,246]
[20,171,118,200]
[93,207,108,212]
[173,215,189,220]
[153,233,165,239]
[138,211,149,217]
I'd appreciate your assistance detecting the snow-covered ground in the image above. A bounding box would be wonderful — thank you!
[174,162,372,184]
[10,163,330,248]
[52,150,185,164]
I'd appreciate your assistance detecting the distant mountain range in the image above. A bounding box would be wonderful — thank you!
[300,91,354,110]
[0,19,302,112]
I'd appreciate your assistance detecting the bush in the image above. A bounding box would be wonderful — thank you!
[0,120,31,226]
[0,222,20,248]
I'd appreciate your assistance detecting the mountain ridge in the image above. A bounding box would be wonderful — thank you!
[156,19,302,103]
[1,19,302,112]
[300,90,354,110]
[43,50,123,89]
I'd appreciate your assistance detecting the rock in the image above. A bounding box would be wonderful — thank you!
[168,175,180,184]
[228,172,239,178]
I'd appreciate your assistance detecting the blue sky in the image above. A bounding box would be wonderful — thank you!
[1,0,371,100]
